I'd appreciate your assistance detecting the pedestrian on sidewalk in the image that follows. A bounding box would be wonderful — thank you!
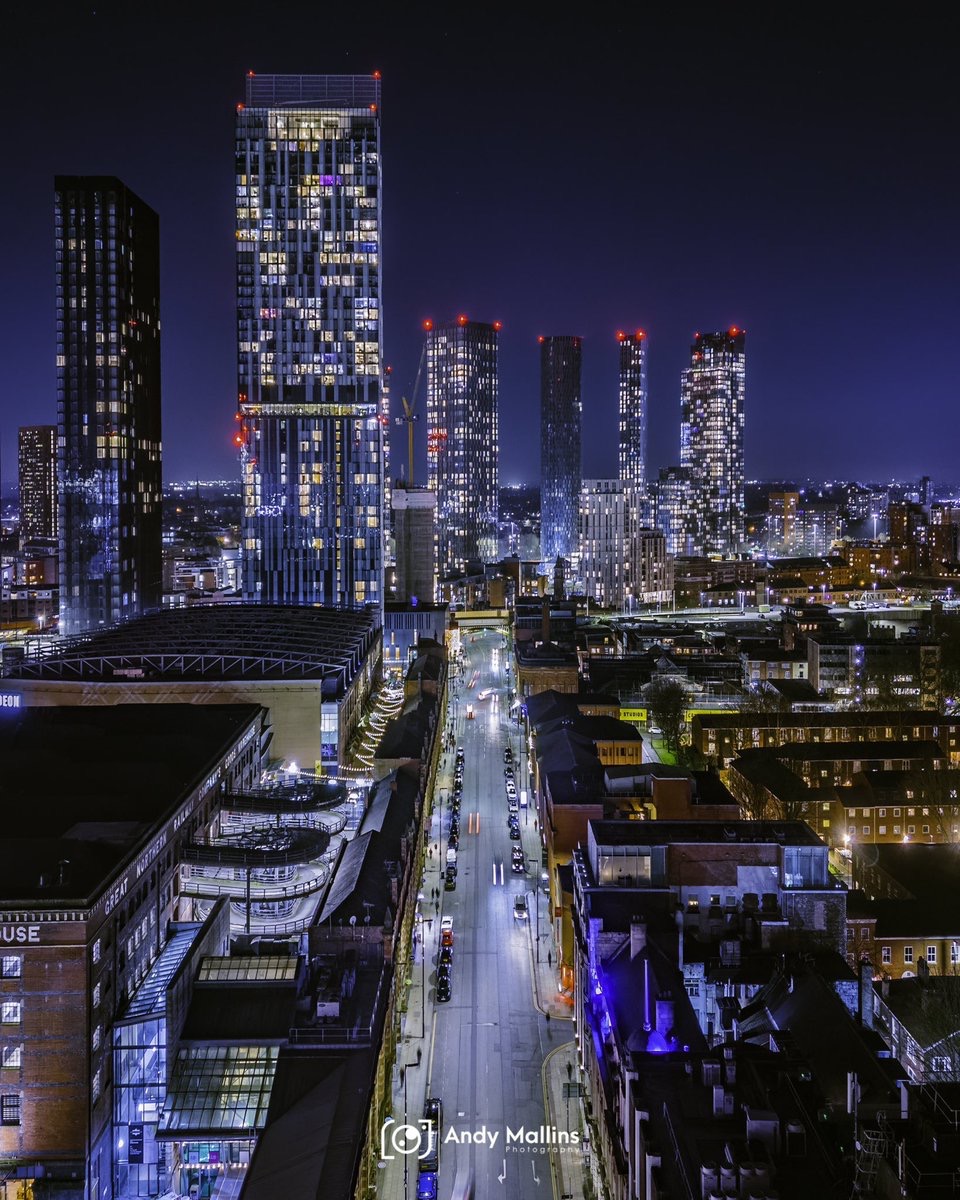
[547,950,552,968]
[399,1066,405,1087]
[417,1048,422,1066]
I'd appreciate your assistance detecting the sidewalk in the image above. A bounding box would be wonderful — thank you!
[542,1040,594,1200]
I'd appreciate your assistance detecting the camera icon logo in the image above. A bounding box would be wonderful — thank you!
[380,1117,436,1160]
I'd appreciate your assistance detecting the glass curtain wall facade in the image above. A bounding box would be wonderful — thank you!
[679,328,746,556]
[55,176,162,636]
[18,425,58,544]
[236,74,383,610]
[617,330,648,495]
[425,317,499,578]
[539,335,582,564]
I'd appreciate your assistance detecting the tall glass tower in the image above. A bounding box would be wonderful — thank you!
[236,73,383,610]
[679,327,746,556]
[617,330,648,494]
[539,335,582,564]
[425,317,499,578]
[18,425,58,545]
[55,176,162,637]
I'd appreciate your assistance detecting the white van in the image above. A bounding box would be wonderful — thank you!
[446,847,457,867]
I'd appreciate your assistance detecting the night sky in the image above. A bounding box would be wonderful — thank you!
[2,5,957,491]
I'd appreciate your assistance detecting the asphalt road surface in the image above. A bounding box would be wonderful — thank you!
[426,628,553,1199]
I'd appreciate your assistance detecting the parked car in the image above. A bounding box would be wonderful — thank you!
[440,916,454,946]
[444,867,457,890]
[438,945,453,968]
[416,1171,438,1200]
[436,974,452,1002]
[509,824,521,841]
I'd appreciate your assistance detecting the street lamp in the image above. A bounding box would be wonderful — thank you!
[416,913,425,1039]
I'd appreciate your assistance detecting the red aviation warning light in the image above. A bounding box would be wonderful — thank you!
[423,319,434,332]
[493,321,502,331]
[373,70,382,80]
[247,70,255,78]
[457,314,469,326]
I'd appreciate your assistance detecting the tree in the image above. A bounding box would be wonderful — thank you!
[644,677,688,756]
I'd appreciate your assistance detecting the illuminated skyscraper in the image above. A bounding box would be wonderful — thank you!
[539,335,582,564]
[617,330,648,494]
[425,317,499,577]
[236,73,383,609]
[680,328,746,556]
[55,176,162,636]
[18,425,58,545]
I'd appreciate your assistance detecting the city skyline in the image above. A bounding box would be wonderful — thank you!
[1,8,958,492]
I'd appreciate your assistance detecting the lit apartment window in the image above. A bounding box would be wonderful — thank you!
[92,939,101,965]
[927,945,937,964]
[93,983,101,1009]
[904,946,914,964]
[0,958,20,979]
[1,1045,22,1069]
[0,1094,21,1125]
[951,944,960,965]
[881,946,891,964]
[0,1003,21,1025]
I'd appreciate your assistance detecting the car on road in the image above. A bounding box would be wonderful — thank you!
[436,974,452,1002]
[504,746,513,762]
[416,1170,438,1200]
[438,945,453,968]
[506,781,517,797]
[511,851,525,873]
[448,832,459,850]
[437,961,452,984]
[509,824,521,840]
[444,867,457,890]
[504,765,514,778]
[513,895,529,920]
[424,1095,443,1130]
[440,916,454,945]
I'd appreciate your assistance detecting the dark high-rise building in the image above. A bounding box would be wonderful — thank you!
[617,330,648,494]
[680,327,745,556]
[55,176,162,636]
[539,335,582,564]
[236,73,383,610]
[425,317,499,577]
[392,484,436,603]
[18,425,57,545]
